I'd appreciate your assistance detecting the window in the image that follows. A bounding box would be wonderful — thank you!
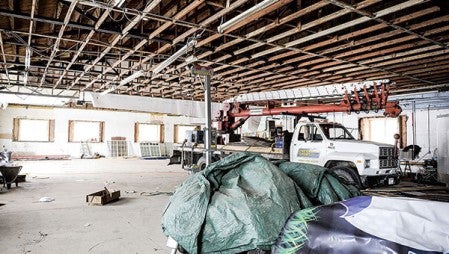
[13,118,55,142]
[134,123,163,142]
[359,116,407,147]
[68,120,104,142]
[319,123,354,140]
[174,125,198,143]
[298,125,322,142]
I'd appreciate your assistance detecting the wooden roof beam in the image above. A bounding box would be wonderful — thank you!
[225,11,449,86]
[39,0,76,87]
[219,0,293,34]
[53,8,112,89]
[69,0,163,90]
[214,0,425,88]
[123,0,249,93]
[0,33,11,87]
[326,0,448,49]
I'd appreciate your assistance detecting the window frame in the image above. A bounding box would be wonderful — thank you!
[174,124,198,144]
[12,118,55,142]
[134,122,164,143]
[358,115,407,148]
[298,124,323,142]
[68,120,105,143]
[319,123,355,140]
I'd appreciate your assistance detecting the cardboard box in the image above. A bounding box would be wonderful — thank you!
[86,188,120,205]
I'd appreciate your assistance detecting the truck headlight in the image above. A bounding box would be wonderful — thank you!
[364,160,371,168]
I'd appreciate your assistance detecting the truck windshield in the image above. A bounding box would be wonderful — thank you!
[319,123,354,140]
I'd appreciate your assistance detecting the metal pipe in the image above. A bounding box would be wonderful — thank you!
[0,33,11,87]
[412,101,416,157]
[69,0,162,91]
[427,105,431,153]
[53,7,112,89]
[229,104,353,117]
[39,0,77,87]
[229,101,402,118]
[204,75,212,166]
[0,90,77,99]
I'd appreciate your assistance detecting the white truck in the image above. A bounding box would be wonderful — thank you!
[171,121,400,188]
[289,121,399,187]
[172,83,403,188]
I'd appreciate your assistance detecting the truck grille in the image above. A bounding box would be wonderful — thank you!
[379,147,398,169]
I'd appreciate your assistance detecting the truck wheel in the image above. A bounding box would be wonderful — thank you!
[331,166,363,189]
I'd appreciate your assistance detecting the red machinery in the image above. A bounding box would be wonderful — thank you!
[214,83,402,133]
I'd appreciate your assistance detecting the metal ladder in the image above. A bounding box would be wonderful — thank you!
[80,141,92,158]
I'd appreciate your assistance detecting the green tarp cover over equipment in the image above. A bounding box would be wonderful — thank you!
[162,152,360,253]
[276,161,360,205]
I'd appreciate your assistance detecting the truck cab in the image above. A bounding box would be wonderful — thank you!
[290,122,400,187]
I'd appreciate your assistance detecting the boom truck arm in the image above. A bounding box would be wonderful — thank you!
[214,83,401,134]
[172,82,402,188]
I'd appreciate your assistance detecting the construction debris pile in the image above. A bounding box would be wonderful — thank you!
[162,152,360,253]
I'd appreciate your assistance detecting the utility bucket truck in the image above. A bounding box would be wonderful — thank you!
[171,81,402,188]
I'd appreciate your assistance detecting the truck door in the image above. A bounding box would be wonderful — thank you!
[290,124,326,165]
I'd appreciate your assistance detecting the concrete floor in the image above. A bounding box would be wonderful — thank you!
[0,158,188,254]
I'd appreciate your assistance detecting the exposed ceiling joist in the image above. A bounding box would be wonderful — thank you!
[0,0,447,102]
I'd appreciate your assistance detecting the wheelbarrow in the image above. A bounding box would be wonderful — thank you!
[0,165,22,189]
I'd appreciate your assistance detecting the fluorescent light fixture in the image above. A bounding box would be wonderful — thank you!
[153,39,197,75]
[100,70,143,95]
[23,46,31,85]
[113,0,125,7]
[100,85,117,95]
[185,55,198,64]
[217,0,279,33]
[23,72,28,85]
[120,70,144,87]
[25,46,31,70]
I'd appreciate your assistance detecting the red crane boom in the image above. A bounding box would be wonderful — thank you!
[215,83,402,133]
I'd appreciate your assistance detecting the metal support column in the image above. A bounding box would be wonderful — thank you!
[204,74,212,165]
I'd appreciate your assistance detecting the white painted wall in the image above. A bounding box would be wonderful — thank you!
[0,106,204,158]
[1,105,447,162]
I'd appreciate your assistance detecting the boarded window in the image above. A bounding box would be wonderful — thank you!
[359,116,407,147]
[134,123,163,142]
[174,125,197,144]
[12,118,55,142]
[68,120,104,142]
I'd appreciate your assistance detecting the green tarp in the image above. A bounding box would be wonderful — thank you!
[162,152,360,254]
[276,161,360,205]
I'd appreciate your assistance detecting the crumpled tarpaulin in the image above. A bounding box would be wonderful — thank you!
[277,161,360,205]
[162,152,360,253]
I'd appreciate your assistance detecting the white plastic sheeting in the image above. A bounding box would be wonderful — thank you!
[89,92,221,118]
[343,196,449,252]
